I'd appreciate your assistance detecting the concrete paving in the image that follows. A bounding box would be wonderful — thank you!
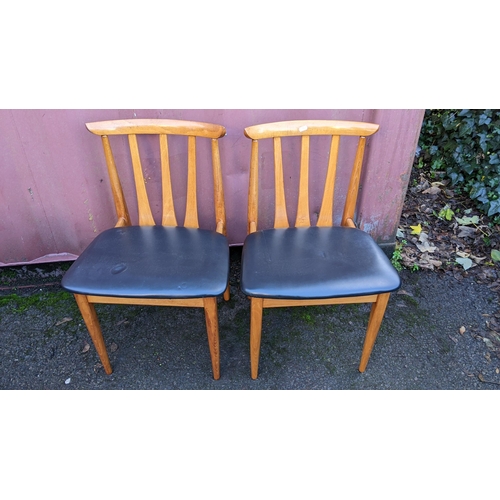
[1,248,499,390]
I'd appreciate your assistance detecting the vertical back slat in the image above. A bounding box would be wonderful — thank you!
[273,137,289,228]
[317,135,340,227]
[295,135,310,227]
[248,140,259,233]
[101,136,131,226]
[184,135,199,228]
[160,134,177,226]
[211,138,226,234]
[342,136,366,226]
[128,134,155,226]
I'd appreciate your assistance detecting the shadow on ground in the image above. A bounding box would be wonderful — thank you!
[1,248,499,390]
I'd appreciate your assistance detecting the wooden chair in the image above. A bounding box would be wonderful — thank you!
[240,120,401,379]
[61,119,229,379]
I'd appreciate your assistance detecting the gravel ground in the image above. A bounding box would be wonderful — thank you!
[1,247,499,390]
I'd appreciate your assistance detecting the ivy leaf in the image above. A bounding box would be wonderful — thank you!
[455,215,480,225]
[456,257,473,270]
[410,224,422,235]
[438,207,454,221]
[492,249,500,262]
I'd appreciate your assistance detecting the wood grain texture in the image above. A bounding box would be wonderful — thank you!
[87,295,205,307]
[204,297,220,380]
[74,294,113,374]
[160,134,177,226]
[184,136,199,228]
[358,293,391,372]
[244,120,379,140]
[295,135,310,227]
[128,134,155,226]
[250,297,264,379]
[262,295,378,308]
[342,137,366,226]
[101,136,131,226]
[248,140,259,233]
[317,135,340,227]
[273,137,289,228]
[87,118,226,139]
[211,138,226,235]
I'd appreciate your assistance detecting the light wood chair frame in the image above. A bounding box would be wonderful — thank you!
[244,119,393,379]
[73,119,228,379]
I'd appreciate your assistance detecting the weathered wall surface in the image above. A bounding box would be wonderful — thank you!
[0,109,424,266]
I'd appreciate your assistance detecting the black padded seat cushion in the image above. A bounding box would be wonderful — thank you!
[62,226,229,299]
[241,227,401,299]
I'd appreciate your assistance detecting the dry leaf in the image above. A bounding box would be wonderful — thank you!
[459,326,466,335]
[457,226,477,238]
[427,259,443,267]
[423,186,441,195]
[471,255,486,264]
[81,343,90,353]
[410,223,422,235]
[478,373,485,382]
[416,234,437,253]
[110,342,118,353]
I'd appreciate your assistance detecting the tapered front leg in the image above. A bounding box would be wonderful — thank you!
[359,293,391,372]
[250,298,264,379]
[74,294,113,375]
[204,297,220,380]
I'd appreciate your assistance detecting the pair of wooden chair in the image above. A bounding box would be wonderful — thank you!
[61,118,401,380]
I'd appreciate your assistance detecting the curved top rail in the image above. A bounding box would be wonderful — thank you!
[86,119,226,139]
[244,120,379,140]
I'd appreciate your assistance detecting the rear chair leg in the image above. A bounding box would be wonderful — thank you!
[203,297,220,380]
[359,293,391,372]
[250,298,264,379]
[74,294,113,375]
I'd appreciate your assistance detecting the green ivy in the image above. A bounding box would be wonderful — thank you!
[418,109,500,220]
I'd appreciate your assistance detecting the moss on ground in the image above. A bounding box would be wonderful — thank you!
[0,290,76,315]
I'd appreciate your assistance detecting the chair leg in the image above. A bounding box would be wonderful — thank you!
[223,285,230,301]
[203,297,220,380]
[358,293,391,372]
[250,298,264,379]
[73,294,113,375]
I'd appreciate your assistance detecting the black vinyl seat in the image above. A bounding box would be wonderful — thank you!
[62,226,229,299]
[241,227,400,300]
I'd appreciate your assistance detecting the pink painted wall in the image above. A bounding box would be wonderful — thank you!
[0,109,424,266]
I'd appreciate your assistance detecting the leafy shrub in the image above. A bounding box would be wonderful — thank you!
[418,109,500,220]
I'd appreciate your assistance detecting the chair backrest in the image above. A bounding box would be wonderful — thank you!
[86,119,227,234]
[244,120,379,234]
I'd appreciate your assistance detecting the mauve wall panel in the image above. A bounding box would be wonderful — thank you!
[0,109,424,266]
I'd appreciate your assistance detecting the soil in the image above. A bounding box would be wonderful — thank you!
[397,163,500,362]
